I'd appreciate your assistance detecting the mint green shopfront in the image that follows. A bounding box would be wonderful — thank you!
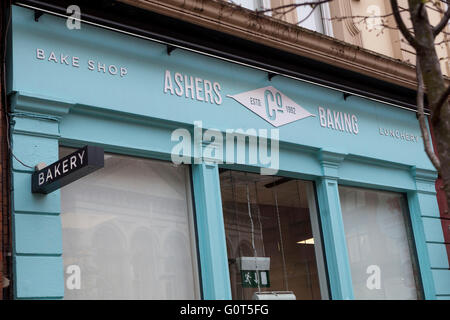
[6,5,450,300]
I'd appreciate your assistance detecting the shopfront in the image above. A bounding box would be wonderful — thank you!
[7,4,449,299]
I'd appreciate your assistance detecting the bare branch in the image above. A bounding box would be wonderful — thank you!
[389,0,420,49]
[433,2,450,36]
[416,63,442,172]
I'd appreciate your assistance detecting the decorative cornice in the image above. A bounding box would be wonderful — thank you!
[118,0,419,89]
[11,91,74,117]
[411,167,438,182]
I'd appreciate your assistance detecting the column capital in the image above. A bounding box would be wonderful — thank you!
[411,166,438,194]
[318,149,347,179]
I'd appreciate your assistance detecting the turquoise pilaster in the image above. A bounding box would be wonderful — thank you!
[191,162,232,300]
[10,92,72,299]
[316,149,354,300]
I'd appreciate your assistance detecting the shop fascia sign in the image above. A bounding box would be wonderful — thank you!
[227,86,315,127]
[31,145,104,194]
[163,70,360,131]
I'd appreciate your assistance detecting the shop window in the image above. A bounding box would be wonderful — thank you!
[219,170,329,300]
[339,186,423,300]
[60,148,200,299]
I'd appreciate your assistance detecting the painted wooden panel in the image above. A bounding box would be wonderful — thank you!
[14,213,62,255]
[15,256,64,299]
[432,269,450,295]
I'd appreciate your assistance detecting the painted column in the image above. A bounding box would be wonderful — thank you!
[408,167,446,299]
[10,93,72,299]
[191,162,231,300]
[315,149,354,300]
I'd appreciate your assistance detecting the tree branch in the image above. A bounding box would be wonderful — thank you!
[433,0,450,36]
[389,0,420,49]
[416,63,441,172]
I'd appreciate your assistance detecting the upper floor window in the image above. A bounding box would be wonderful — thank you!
[233,0,270,11]
[296,0,333,36]
[230,0,333,36]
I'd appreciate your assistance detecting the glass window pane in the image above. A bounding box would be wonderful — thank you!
[220,170,328,300]
[233,0,256,11]
[339,186,422,300]
[296,0,324,33]
[60,148,200,299]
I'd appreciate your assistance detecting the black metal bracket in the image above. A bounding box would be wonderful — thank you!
[167,45,177,56]
[34,10,44,22]
[343,92,352,101]
[268,72,277,81]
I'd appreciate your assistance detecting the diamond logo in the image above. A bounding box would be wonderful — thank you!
[227,86,315,127]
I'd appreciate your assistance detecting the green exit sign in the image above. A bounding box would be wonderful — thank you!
[240,270,270,288]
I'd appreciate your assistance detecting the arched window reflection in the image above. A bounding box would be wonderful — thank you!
[61,149,199,299]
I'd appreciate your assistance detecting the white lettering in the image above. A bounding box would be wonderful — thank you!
[318,106,327,127]
[70,156,77,170]
[72,56,79,67]
[164,70,174,95]
[213,82,222,105]
[344,113,352,133]
[351,115,359,134]
[185,75,195,99]
[108,65,118,75]
[98,63,106,73]
[36,48,45,60]
[54,163,61,178]
[334,111,342,131]
[62,159,69,173]
[48,51,58,63]
[319,107,358,135]
[38,172,45,185]
[46,168,53,182]
[78,150,85,165]
[60,54,69,65]
[204,80,213,103]
[195,77,204,101]
[120,67,127,77]
[174,72,184,96]
[327,109,334,129]
[88,60,95,71]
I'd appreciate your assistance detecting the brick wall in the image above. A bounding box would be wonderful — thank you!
[429,119,450,268]
[0,0,11,300]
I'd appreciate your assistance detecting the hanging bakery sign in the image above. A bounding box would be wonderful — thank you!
[31,145,104,194]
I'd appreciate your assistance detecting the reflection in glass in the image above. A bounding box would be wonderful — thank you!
[220,170,328,300]
[339,186,422,300]
[61,149,199,299]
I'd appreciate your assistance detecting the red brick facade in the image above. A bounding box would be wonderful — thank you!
[429,119,450,267]
[0,0,11,300]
